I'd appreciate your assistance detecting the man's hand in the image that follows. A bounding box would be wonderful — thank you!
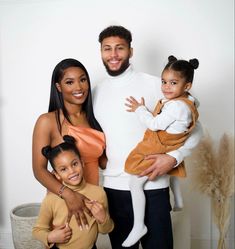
[139,154,176,181]
[47,223,72,244]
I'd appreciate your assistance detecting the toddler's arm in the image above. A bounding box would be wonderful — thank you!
[126,97,188,131]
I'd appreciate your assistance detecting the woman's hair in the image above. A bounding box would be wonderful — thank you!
[41,135,80,170]
[48,58,102,133]
[98,25,132,48]
[163,55,199,83]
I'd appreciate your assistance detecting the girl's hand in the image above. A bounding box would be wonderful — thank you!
[63,189,92,229]
[125,96,145,112]
[47,223,72,244]
[85,200,106,224]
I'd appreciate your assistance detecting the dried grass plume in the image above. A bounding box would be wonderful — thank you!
[190,131,234,249]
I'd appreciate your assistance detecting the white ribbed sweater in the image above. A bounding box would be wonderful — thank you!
[93,66,201,190]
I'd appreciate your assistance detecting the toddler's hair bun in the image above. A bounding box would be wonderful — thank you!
[168,55,177,63]
[189,58,199,69]
[63,135,76,144]
[41,145,52,159]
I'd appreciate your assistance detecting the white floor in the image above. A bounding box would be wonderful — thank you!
[1,232,141,249]
[96,234,112,249]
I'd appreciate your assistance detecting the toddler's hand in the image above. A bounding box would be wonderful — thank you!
[125,96,145,112]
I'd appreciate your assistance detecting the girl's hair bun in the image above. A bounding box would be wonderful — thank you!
[63,135,76,144]
[41,145,52,159]
[189,58,199,69]
[168,55,177,63]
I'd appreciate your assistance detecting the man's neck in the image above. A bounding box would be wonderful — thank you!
[107,64,132,78]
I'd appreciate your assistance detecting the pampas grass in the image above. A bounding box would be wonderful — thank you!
[191,132,234,249]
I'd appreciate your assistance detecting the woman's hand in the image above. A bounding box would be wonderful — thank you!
[47,223,72,244]
[63,189,92,228]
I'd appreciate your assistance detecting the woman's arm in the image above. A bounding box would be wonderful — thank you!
[32,114,91,227]
[32,114,63,193]
[98,151,107,169]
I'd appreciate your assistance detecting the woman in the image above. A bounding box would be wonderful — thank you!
[32,58,106,233]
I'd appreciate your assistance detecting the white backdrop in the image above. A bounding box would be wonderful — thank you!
[0,0,234,248]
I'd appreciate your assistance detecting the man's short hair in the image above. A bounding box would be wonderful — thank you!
[98,25,132,47]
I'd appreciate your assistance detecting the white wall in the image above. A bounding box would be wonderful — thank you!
[0,0,234,248]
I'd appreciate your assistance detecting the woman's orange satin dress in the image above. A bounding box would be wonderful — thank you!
[65,124,105,185]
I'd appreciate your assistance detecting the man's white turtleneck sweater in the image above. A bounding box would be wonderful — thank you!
[93,66,202,190]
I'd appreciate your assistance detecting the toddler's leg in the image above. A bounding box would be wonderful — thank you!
[170,176,183,211]
[122,175,148,247]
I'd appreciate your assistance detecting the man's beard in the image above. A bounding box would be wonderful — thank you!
[103,58,130,76]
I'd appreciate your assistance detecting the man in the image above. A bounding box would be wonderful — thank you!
[93,25,202,249]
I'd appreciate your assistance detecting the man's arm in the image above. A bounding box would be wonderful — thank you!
[140,121,203,180]
[167,121,203,165]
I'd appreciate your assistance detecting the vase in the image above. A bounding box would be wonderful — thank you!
[10,203,44,249]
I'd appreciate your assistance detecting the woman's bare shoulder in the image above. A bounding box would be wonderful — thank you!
[34,112,57,129]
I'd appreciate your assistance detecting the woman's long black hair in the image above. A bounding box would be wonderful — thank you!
[48,58,102,133]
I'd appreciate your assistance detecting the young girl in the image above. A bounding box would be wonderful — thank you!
[32,135,114,249]
[122,55,199,247]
